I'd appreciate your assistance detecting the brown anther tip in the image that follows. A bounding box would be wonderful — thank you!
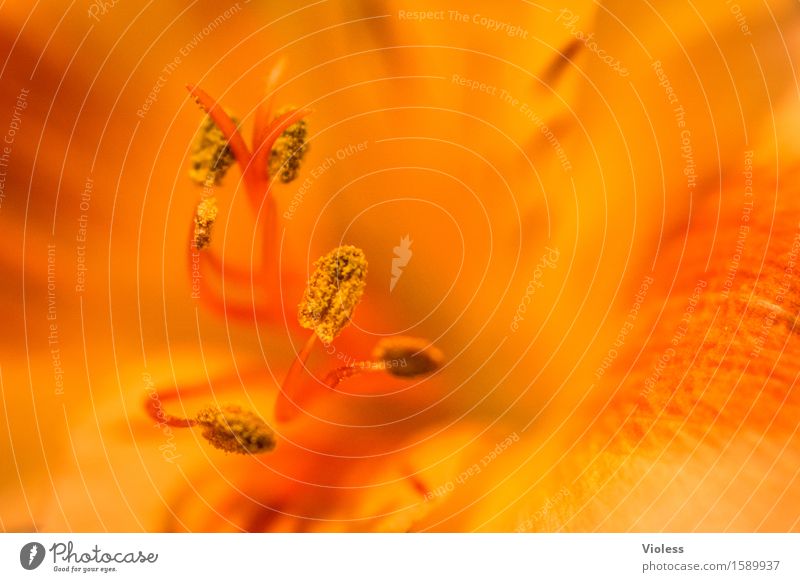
[372,336,444,377]
[196,404,276,454]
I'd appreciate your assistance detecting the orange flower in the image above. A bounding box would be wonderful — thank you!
[1,0,799,532]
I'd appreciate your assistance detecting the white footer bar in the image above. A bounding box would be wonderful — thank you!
[1,533,797,581]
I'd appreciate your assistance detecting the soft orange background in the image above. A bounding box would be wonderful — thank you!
[1,0,799,531]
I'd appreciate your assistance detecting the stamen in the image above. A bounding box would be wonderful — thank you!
[193,195,218,250]
[268,105,309,184]
[196,404,276,454]
[189,115,238,185]
[184,81,305,315]
[144,372,276,454]
[298,245,368,343]
[274,246,368,422]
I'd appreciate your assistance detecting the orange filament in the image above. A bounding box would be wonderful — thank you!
[185,224,278,322]
[274,333,317,423]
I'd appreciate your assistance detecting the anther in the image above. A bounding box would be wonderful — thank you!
[268,105,309,183]
[372,336,445,377]
[195,404,276,454]
[298,245,368,343]
[189,115,238,185]
[193,196,218,250]
[324,336,444,389]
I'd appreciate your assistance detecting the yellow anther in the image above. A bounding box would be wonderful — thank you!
[372,336,444,377]
[193,196,218,250]
[189,114,237,185]
[268,106,308,183]
[195,404,276,454]
[298,245,368,343]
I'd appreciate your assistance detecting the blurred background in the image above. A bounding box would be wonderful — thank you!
[1,0,799,532]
